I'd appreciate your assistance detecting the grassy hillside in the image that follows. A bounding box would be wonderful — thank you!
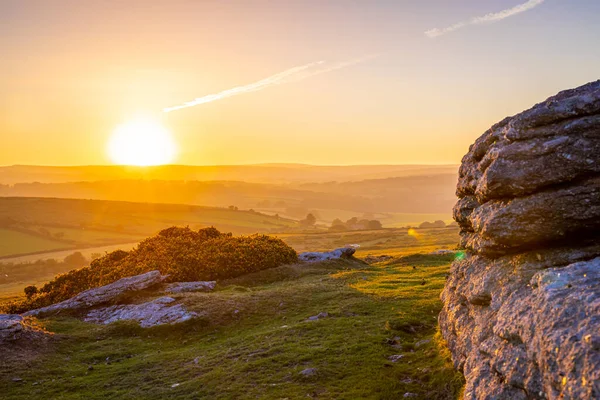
[0,197,296,258]
[1,250,463,399]
[0,227,459,304]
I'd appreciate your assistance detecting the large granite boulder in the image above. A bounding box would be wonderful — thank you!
[440,80,600,399]
[24,271,166,317]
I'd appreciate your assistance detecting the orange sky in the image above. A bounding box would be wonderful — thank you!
[1,0,599,166]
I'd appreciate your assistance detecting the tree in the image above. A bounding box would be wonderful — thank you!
[300,213,317,227]
[24,285,38,299]
[367,220,383,230]
[432,220,446,228]
[64,251,87,267]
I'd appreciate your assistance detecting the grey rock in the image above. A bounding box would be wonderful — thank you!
[306,312,329,321]
[165,281,216,294]
[403,393,417,398]
[388,355,404,363]
[440,80,600,400]
[84,296,198,328]
[299,368,318,377]
[0,314,47,343]
[24,271,166,317]
[299,247,355,262]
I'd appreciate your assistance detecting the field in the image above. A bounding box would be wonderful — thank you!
[0,228,72,257]
[0,197,297,258]
[1,227,463,399]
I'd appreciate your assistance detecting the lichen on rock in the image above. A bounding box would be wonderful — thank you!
[440,80,600,399]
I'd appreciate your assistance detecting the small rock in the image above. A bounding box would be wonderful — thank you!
[165,281,216,294]
[306,312,329,321]
[193,357,200,364]
[388,355,404,362]
[299,247,355,262]
[403,393,417,398]
[12,378,23,383]
[300,368,318,377]
[87,365,94,371]
[415,339,431,348]
[171,383,180,388]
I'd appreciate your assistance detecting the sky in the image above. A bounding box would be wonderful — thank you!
[1,0,599,166]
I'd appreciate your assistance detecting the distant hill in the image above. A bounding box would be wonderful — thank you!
[0,175,456,214]
[0,164,458,185]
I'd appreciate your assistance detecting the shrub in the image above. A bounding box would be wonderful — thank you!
[24,285,38,299]
[2,227,298,313]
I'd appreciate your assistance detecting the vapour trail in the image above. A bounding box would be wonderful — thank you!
[163,54,378,113]
[425,0,546,38]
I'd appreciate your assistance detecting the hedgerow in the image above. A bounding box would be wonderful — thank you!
[1,227,298,314]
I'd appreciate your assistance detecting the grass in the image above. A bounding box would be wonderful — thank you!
[1,249,463,399]
[279,226,459,255]
[0,228,73,257]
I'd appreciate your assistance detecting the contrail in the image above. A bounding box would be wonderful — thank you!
[425,0,546,38]
[163,54,378,113]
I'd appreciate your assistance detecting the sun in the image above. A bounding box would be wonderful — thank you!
[107,117,177,166]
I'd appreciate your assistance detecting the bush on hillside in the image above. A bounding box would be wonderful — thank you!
[2,226,298,314]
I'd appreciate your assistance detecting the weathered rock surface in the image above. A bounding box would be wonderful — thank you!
[165,281,216,294]
[440,80,600,400]
[299,247,356,262]
[85,296,199,328]
[24,271,166,317]
[0,314,48,343]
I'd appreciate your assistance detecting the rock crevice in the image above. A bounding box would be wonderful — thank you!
[440,80,600,399]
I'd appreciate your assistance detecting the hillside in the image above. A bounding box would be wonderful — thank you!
[1,227,463,399]
[0,197,296,258]
[0,164,458,185]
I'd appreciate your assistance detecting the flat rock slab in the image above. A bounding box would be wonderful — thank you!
[24,270,166,317]
[85,297,198,328]
[299,247,355,262]
[165,281,216,294]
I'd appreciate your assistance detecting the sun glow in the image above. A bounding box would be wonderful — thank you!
[107,117,177,166]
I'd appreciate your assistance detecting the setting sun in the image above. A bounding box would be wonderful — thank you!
[107,117,177,166]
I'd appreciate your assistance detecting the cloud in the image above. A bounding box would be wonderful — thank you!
[425,0,546,38]
[163,54,378,113]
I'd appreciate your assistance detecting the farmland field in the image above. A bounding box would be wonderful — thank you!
[0,197,297,258]
[0,228,73,257]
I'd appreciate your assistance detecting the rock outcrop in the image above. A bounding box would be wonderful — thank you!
[0,314,48,343]
[84,296,199,328]
[24,271,166,317]
[165,281,216,294]
[299,247,356,262]
[440,80,600,399]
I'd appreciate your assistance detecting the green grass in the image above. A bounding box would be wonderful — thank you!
[0,228,73,257]
[1,252,463,399]
[279,226,459,255]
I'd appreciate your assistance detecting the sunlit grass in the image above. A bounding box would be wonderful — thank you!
[1,250,463,399]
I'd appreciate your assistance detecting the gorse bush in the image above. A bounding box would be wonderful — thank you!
[2,227,298,313]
